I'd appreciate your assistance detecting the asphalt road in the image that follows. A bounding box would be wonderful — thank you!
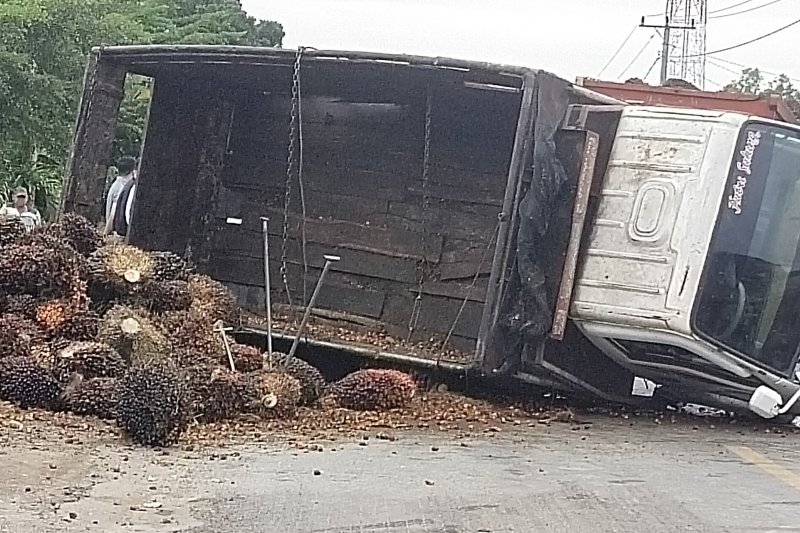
[1,417,799,533]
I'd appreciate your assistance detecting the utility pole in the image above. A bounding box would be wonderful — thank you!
[640,14,697,86]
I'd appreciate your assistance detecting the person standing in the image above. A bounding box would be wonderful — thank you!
[105,171,137,237]
[105,156,136,224]
[0,186,42,232]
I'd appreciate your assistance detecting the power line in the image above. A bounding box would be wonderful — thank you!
[709,0,760,14]
[706,58,743,76]
[705,59,745,87]
[646,0,754,18]
[691,16,800,57]
[618,32,657,79]
[709,0,785,19]
[597,25,638,77]
[711,56,800,83]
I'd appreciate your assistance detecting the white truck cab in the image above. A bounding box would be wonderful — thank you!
[572,105,800,417]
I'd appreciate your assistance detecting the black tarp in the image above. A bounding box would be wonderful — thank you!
[484,73,574,374]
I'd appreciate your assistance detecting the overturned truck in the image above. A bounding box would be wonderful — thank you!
[62,45,800,419]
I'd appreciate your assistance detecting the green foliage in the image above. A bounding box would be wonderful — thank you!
[725,68,800,120]
[113,76,152,163]
[0,0,284,219]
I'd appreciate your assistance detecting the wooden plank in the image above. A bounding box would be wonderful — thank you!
[211,229,420,284]
[301,145,421,175]
[418,295,483,340]
[208,256,387,319]
[382,292,484,340]
[427,90,519,175]
[220,281,254,311]
[216,187,391,227]
[440,239,496,281]
[406,184,504,207]
[229,166,411,202]
[224,160,508,208]
[426,164,508,191]
[214,208,442,263]
[412,280,489,303]
[185,94,235,267]
[272,303,385,329]
[226,163,507,207]
[304,189,390,225]
[217,182,500,249]
[440,261,492,281]
[387,200,498,243]
[234,95,418,128]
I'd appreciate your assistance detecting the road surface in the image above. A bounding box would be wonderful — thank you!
[1,415,798,532]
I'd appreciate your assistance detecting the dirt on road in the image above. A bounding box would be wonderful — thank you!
[1,395,798,533]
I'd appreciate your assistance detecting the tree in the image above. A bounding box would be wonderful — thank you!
[724,67,800,120]
[110,0,284,161]
[0,0,283,218]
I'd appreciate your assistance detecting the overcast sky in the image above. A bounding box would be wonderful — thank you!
[242,0,800,90]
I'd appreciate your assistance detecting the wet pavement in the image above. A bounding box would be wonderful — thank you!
[1,416,799,532]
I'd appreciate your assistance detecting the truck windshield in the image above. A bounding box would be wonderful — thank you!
[694,122,800,376]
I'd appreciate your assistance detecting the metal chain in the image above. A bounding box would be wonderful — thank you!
[407,87,434,341]
[281,48,303,316]
[421,87,433,261]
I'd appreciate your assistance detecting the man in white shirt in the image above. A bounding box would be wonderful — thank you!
[105,172,137,237]
[105,156,136,223]
[0,186,42,232]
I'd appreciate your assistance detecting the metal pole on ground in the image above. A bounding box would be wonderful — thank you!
[287,254,340,359]
[214,321,236,372]
[260,217,273,358]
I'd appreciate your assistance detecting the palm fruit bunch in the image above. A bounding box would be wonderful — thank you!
[51,341,126,384]
[151,251,194,282]
[116,359,188,447]
[29,343,57,370]
[35,299,72,334]
[242,370,302,419]
[0,356,62,409]
[227,343,263,373]
[187,274,238,325]
[0,293,38,319]
[0,215,25,247]
[35,298,99,342]
[97,305,171,364]
[159,309,222,366]
[265,353,326,405]
[0,242,81,298]
[61,373,119,419]
[47,213,103,257]
[183,366,248,422]
[330,369,417,411]
[86,282,120,316]
[138,280,191,314]
[0,313,45,358]
[87,243,155,296]
[19,229,90,279]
